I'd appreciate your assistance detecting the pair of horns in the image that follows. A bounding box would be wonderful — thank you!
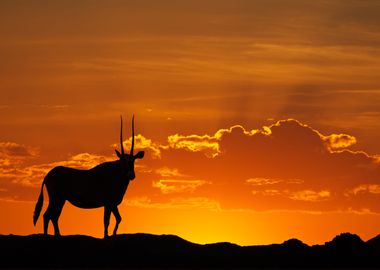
[120,115,134,156]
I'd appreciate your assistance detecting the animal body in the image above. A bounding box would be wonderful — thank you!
[33,116,144,237]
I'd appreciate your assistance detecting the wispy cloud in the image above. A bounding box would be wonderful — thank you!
[125,196,221,211]
[152,179,209,194]
[155,167,188,178]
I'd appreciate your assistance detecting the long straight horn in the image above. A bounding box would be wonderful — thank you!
[130,114,135,156]
[120,115,125,156]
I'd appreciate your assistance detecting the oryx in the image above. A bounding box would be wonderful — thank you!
[33,116,144,237]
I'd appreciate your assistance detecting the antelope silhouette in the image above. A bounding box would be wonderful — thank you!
[33,116,144,237]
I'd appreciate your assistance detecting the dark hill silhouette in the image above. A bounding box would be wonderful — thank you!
[367,233,380,252]
[327,232,365,248]
[0,232,379,268]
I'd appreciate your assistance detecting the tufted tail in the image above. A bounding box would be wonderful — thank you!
[33,179,45,225]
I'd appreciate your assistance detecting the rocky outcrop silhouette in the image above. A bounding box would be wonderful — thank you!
[0,232,379,268]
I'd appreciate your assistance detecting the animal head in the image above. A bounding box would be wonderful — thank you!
[115,115,144,180]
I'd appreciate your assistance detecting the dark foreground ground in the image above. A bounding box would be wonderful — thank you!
[0,232,380,268]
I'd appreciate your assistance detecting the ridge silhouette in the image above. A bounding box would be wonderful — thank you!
[1,232,380,268]
[33,116,144,237]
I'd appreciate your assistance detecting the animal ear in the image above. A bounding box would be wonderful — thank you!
[115,149,122,158]
[134,151,145,159]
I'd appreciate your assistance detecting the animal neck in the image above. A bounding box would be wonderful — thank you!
[116,160,132,182]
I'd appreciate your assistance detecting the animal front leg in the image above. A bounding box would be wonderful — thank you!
[111,206,122,236]
[103,206,111,238]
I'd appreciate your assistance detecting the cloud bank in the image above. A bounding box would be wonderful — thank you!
[1,119,380,213]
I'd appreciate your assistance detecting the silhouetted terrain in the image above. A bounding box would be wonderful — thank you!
[0,232,379,268]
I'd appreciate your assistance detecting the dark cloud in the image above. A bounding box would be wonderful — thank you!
[127,119,380,212]
[0,142,38,157]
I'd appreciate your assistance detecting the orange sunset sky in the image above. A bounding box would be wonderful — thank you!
[1,0,380,245]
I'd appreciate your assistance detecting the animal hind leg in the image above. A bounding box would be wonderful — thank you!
[50,199,65,236]
[43,204,52,235]
[111,206,122,236]
[103,206,111,238]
